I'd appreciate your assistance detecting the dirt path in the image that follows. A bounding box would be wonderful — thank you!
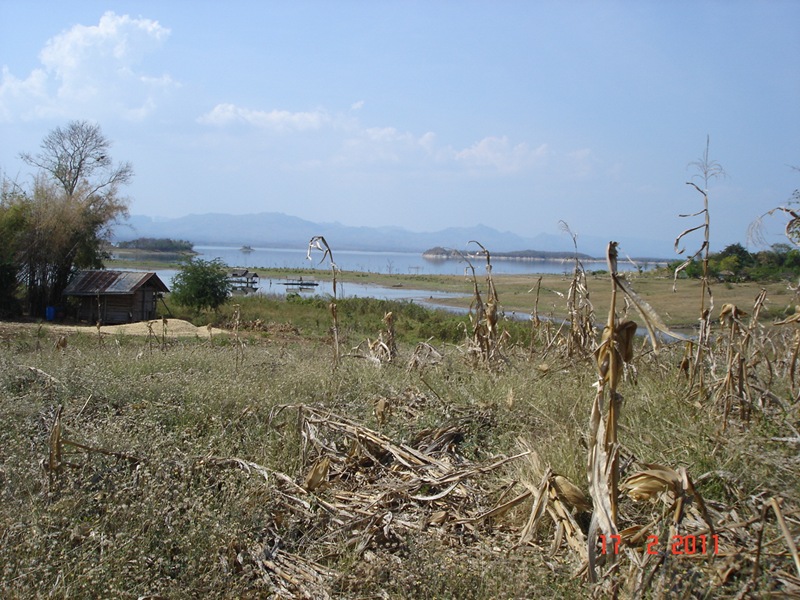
[0,318,228,338]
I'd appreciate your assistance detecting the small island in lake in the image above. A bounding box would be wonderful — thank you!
[117,237,194,252]
[112,237,197,262]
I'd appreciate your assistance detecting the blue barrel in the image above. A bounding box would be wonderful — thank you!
[46,306,56,321]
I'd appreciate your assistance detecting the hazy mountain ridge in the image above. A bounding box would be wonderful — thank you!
[113,212,673,259]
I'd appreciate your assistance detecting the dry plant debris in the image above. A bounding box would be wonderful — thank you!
[2,251,800,597]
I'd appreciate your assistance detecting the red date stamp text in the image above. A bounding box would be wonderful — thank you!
[599,534,720,555]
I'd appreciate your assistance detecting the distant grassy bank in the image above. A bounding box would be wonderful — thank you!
[107,257,798,329]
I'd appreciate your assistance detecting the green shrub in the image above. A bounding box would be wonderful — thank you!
[170,258,232,312]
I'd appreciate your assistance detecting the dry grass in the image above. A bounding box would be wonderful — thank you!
[1,274,798,597]
[429,273,797,330]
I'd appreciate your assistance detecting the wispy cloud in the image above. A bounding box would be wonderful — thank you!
[567,148,594,178]
[198,101,554,176]
[197,103,330,131]
[331,126,438,166]
[452,136,549,173]
[0,11,174,122]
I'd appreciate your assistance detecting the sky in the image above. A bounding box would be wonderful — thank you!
[1,0,798,256]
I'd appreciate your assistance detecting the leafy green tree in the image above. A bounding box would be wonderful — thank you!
[717,243,753,267]
[170,258,232,312]
[670,242,800,281]
[717,255,741,276]
[3,121,132,316]
[0,180,27,317]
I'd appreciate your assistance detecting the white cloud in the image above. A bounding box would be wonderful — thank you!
[350,100,365,111]
[453,136,549,173]
[331,126,438,166]
[197,99,549,177]
[364,126,414,143]
[419,132,436,153]
[567,148,594,178]
[0,67,49,121]
[0,11,173,122]
[198,103,330,131]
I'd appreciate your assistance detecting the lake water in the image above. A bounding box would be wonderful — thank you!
[149,267,464,304]
[189,246,654,276]
[120,245,656,305]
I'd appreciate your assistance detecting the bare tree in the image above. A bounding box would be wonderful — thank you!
[6,121,132,316]
[20,120,133,198]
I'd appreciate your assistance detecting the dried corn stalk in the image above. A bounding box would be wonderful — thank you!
[587,242,626,583]
[587,242,685,585]
[47,405,63,486]
[774,305,800,397]
[560,221,596,357]
[308,236,340,367]
[354,311,398,365]
[673,138,725,397]
[463,241,505,366]
[407,341,443,371]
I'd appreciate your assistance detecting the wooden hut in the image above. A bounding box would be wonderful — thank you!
[228,269,260,294]
[62,270,169,324]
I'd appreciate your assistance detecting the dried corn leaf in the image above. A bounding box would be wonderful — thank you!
[516,468,553,548]
[621,467,681,502]
[770,497,800,578]
[553,474,592,513]
[304,456,330,491]
[374,397,389,426]
[595,320,637,388]
[719,303,747,324]
[47,405,63,479]
[774,306,800,326]
[613,275,688,350]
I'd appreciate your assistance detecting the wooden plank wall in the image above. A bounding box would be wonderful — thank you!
[73,289,159,324]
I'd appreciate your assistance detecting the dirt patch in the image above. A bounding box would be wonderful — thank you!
[98,319,227,338]
[0,318,228,338]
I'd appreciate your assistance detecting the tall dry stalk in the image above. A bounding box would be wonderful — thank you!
[307,236,340,367]
[560,221,596,357]
[588,242,685,585]
[528,276,544,359]
[674,137,725,397]
[714,291,767,430]
[161,316,168,351]
[382,311,397,360]
[775,307,800,398]
[587,242,631,583]
[463,241,503,365]
[231,303,245,372]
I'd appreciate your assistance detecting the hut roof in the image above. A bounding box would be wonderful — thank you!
[63,271,169,296]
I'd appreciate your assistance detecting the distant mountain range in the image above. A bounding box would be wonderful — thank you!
[112,212,673,260]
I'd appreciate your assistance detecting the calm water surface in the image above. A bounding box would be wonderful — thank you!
[123,246,655,304]
[191,246,651,276]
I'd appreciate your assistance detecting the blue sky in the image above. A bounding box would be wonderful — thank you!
[1,1,798,255]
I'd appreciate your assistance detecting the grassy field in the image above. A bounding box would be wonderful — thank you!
[2,267,799,598]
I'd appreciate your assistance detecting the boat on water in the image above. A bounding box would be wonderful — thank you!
[240,245,254,253]
[280,277,319,290]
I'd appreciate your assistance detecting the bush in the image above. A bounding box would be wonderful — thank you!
[170,258,231,312]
